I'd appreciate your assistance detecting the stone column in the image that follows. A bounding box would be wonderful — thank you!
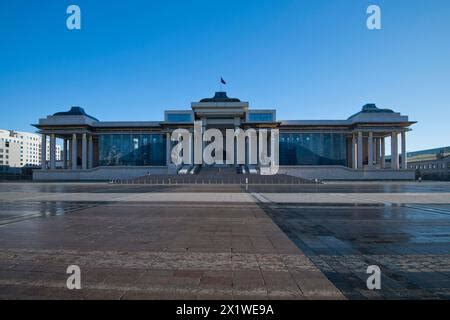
[351,134,357,169]
[190,129,194,165]
[202,117,208,166]
[72,134,78,170]
[203,124,207,165]
[41,133,47,170]
[193,122,203,166]
[381,137,385,169]
[234,124,240,167]
[375,138,380,166]
[88,135,94,169]
[50,133,56,170]
[357,131,363,169]
[62,139,67,169]
[82,133,87,170]
[391,132,399,170]
[67,139,72,169]
[368,132,374,168]
[166,132,171,166]
[401,131,407,170]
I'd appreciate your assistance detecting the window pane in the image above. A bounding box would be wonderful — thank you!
[166,114,192,122]
[279,133,347,166]
[248,113,273,121]
[98,134,166,166]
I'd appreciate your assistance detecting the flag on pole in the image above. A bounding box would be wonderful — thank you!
[220,77,226,85]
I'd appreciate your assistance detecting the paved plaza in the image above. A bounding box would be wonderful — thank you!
[0,182,449,299]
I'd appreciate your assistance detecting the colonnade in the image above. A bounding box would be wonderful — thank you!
[41,133,94,170]
[350,131,407,170]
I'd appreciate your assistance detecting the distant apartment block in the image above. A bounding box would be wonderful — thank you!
[0,129,61,172]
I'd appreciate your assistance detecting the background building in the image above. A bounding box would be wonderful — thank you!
[0,129,61,173]
[406,146,450,180]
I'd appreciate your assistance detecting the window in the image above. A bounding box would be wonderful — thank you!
[98,134,166,166]
[166,113,192,122]
[279,133,347,166]
[248,113,274,122]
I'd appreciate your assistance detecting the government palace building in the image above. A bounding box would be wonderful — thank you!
[33,92,416,181]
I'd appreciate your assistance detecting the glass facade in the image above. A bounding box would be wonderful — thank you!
[279,133,347,166]
[97,132,348,167]
[248,113,274,122]
[98,134,166,166]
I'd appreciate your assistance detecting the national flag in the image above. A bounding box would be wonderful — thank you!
[220,77,226,85]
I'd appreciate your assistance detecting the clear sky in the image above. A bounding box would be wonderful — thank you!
[0,0,449,152]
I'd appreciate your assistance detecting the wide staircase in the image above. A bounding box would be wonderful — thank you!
[113,165,315,185]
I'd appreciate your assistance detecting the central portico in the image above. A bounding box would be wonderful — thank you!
[165,92,277,171]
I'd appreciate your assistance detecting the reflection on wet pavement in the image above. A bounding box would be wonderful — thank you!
[247,183,450,193]
[1,182,450,194]
[0,202,99,226]
[0,183,245,194]
[262,203,450,299]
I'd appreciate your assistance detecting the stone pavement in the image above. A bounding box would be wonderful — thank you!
[262,203,450,299]
[1,191,450,204]
[1,181,450,300]
[0,200,343,300]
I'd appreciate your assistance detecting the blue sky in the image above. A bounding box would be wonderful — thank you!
[0,0,449,152]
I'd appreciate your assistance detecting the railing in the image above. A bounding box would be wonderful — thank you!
[111,173,316,185]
